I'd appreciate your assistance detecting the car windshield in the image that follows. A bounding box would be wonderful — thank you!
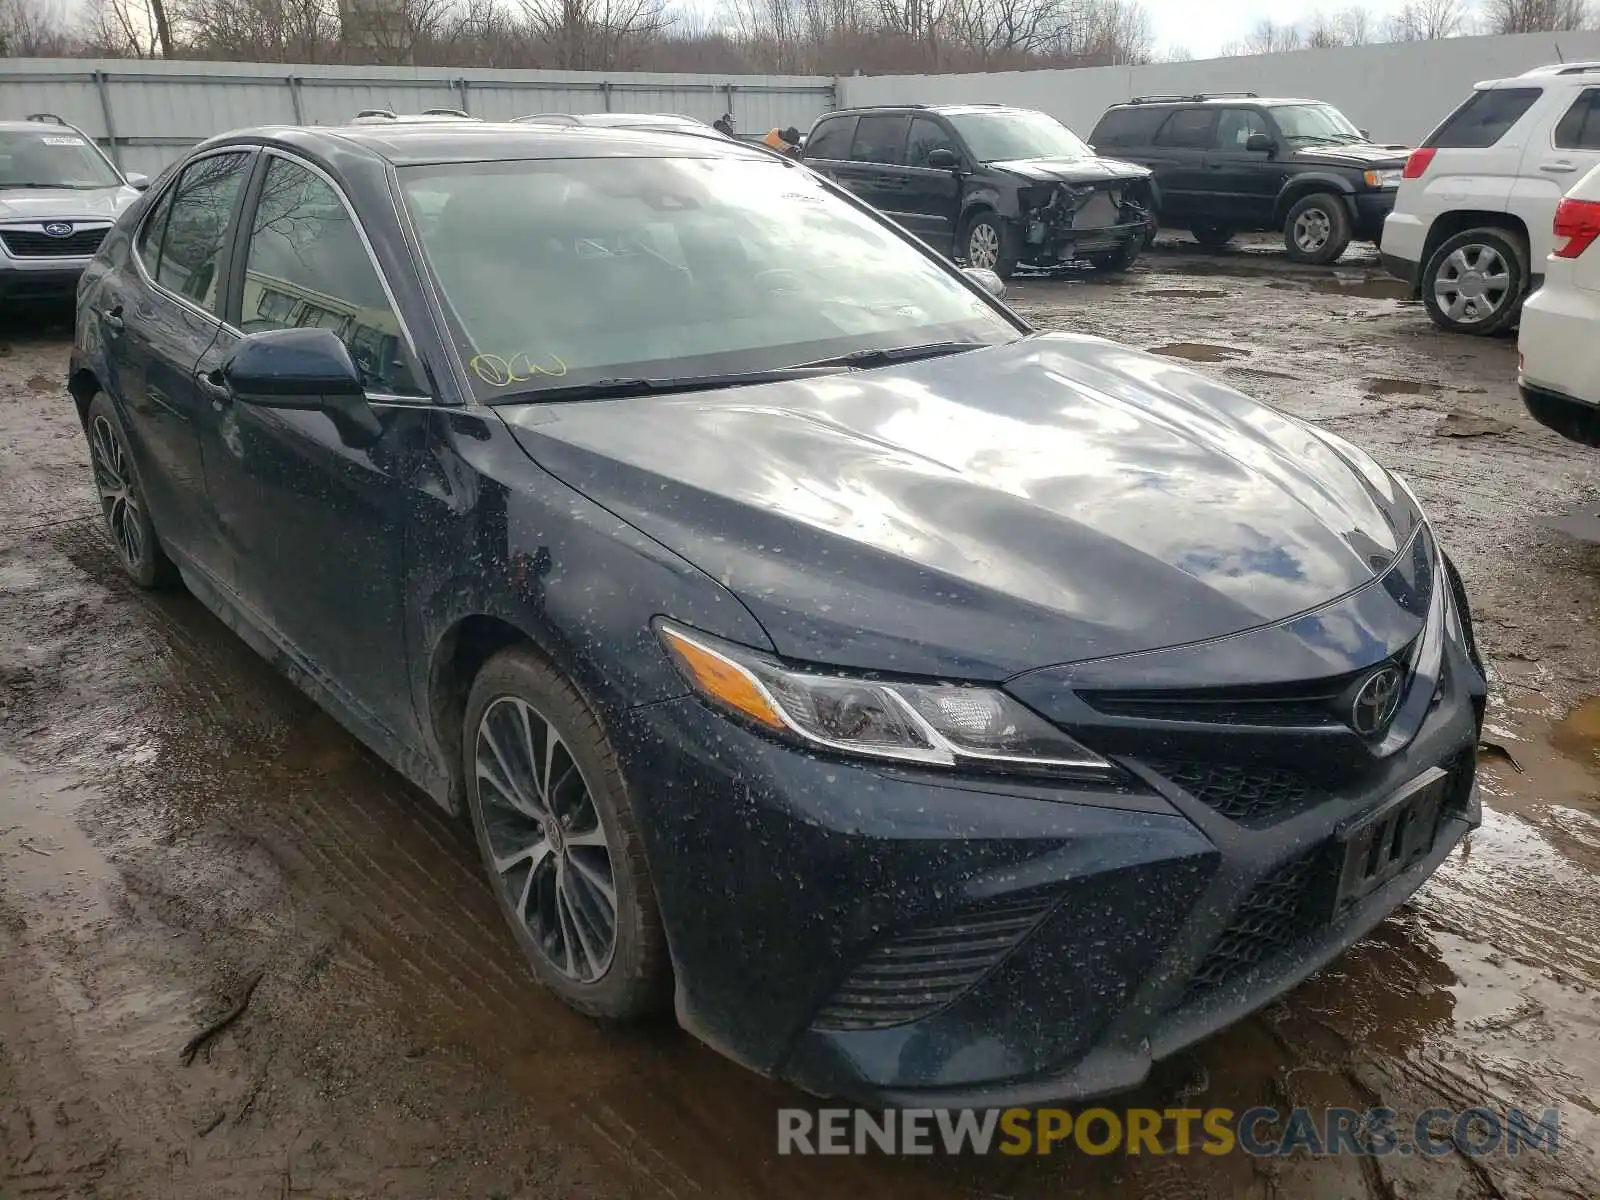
[0,129,121,189]
[399,156,1019,402]
[945,110,1091,162]
[1271,103,1365,144]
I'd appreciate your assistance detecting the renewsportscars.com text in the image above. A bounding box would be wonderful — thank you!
[777,1106,1561,1158]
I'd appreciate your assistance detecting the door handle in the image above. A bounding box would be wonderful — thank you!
[195,368,230,408]
[1541,161,1578,173]
[99,305,124,333]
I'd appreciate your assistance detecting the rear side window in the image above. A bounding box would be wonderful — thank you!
[1090,106,1167,148]
[850,114,909,165]
[1554,88,1600,150]
[1425,87,1541,149]
[150,152,251,314]
[1154,109,1216,149]
[804,116,854,160]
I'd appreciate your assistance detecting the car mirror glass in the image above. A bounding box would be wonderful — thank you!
[1246,133,1274,153]
[124,172,150,190]
[962,266,1005,298]
[926,147,960,170]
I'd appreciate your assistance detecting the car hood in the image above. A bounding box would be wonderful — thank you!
[0,184,139,222]
[987,156,1151,184]
[498,333,1422,678]
[1289,142,1409,169]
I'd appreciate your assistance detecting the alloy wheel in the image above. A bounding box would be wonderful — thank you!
[1292,207,1331,254]
[474,695,618,983]
[967,222,1000,270]
[90,414,146,572]
[1433,244,1511,323]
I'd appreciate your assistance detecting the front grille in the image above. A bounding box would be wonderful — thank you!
[0,227,108,257]
[812,893,1056,1032]
[1177,847,1333,1008]
[1148,760,1318,827]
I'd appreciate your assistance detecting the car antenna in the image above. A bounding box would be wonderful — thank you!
[1557,41,1565,63]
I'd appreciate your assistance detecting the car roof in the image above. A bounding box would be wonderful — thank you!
[1108,96,1323,109]
[831,103,1043,118]
[0,119,91,132]
[199,121,769,166]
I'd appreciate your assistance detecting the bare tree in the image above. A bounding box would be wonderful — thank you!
[1385,0,1469,39]
[1483,0,1589,31]
[1159,42,1193,61]
[518,0,675,69]
[77,0,164,55]
[1222,17,1303,56]
[0,0,75,55]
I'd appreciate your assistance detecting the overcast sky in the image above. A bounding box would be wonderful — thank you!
[1143,0,1416,58]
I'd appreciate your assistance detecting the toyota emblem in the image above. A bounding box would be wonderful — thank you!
[1351,665,1404,737]
[42,222,74,238]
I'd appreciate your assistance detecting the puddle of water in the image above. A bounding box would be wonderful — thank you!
[1551,695,1600,769]
[1143,287,1230,299]
[1310,276,1409,300]
[1366,376,1436,397]
[1149,341,1249,362]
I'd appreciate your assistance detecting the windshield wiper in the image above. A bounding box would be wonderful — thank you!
[799,340,993,370]
[490,364,848,404]
[0,181,68,190]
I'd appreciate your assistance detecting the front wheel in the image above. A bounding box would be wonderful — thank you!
[1421,227,1527,336]
[1283,193,1353,264]
[960,211,1019,279]
[1086,240,1141,274]
[463,645,670,1020]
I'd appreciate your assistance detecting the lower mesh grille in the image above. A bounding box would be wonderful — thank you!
[1178,848,1332,1008]
[1150,760,1317,826]
[813,894,1056,1032]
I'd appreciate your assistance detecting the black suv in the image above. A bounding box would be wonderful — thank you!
[1088,93,1410,264]
[801,103,1154,279]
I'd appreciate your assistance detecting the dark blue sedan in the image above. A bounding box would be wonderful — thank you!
[68,120,1485,1107]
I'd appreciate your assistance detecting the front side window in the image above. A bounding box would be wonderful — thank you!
[1270,103,1364,145]
[1554,89,1600,150]
[0,129,121,190]
[944,110,1090,162]
[400,156,1018,402]
[1215,109,1271,149]
[1425,87,1542,149]
[154,151,251,313]
[906,116,958,168]
[239,156,423,395]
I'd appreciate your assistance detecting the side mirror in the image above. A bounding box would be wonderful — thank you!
[1245,133,1274,154]
[222,327,382,447]
[1358,128,1371,140]
[962,266,1005,299]
[926,147,961,170]
[125,172,150,190]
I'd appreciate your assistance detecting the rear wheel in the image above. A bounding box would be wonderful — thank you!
[1283,192,1352,264]
[85,393,177,590]
[1421,227,1526,336]
[463,645,670,1020]
[1190,221,1235,250]
[960,211,1019,279]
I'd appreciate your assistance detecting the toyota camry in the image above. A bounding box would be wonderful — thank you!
[68,120,1485,1107]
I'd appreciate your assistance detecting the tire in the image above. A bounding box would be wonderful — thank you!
[960,211,1019,279]
[1283,193,1353,264]
[1190,221,1235,250]
[85,393,178,589]
[1420,227,1527,337]
[1086,240,1141,274]
[463,645,670,1021]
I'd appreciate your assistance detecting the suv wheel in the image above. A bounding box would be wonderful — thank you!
[1086,241,1141,274]
[1283,193,1352,264]
[1421,227,1526,336]
[86,393,178,590]
[463,645,670,1020]
[1190,222,1234,250]
[961,212,1019,279]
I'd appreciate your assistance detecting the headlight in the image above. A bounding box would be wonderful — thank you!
[1363,169,1403,189]
[656,621,1115,776]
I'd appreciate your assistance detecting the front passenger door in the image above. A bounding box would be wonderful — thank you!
[1203,108,1283,225]
[902,115,964,251]
[198,152,434,746]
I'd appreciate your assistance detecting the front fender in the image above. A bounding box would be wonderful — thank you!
[1274,173,1359,223]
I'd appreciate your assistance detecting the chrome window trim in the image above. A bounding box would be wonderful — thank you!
[129,146,252,333]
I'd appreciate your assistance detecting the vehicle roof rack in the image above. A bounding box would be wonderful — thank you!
[1126,91,1259,104]
[355,108,396,119]
[25,112,71,125]
[1518,62,1600,76]
[421,107,470,117]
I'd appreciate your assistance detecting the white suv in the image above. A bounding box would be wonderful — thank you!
[1518,160,1600,446]
[1382,62,1600,336]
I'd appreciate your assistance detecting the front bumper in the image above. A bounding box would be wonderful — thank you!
[1027,219,1148,265]
[615,542,1486,1106]
[1353,190,1397,242]
[0,259,87,301]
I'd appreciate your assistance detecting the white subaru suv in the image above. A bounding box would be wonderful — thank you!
[0,113,148,306]
[1518,159,1600,446]
[1382,62,1600,336]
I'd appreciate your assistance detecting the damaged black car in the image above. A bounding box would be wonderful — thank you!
[801,102,1154,279]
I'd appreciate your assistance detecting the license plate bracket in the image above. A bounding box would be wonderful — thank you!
[1334,766,1449,911]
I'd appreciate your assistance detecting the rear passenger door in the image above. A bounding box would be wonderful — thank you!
[1521,88,1600,262]
[1148,107,1218,223]
[830,113,911,221]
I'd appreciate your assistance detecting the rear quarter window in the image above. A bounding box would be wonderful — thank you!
[803,116,855,160]
[1425,87,1542,149]
[1090,107,1167,148]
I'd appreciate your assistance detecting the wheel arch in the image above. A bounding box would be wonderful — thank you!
[1273,176,1357,225]
[68,366,100,431]
[1419,210,1530,278]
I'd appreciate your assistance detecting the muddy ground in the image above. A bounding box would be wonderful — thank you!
[2,238,1599,1199]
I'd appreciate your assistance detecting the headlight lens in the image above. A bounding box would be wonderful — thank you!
[1363,168,1403,189]
[657,621,1114,775]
